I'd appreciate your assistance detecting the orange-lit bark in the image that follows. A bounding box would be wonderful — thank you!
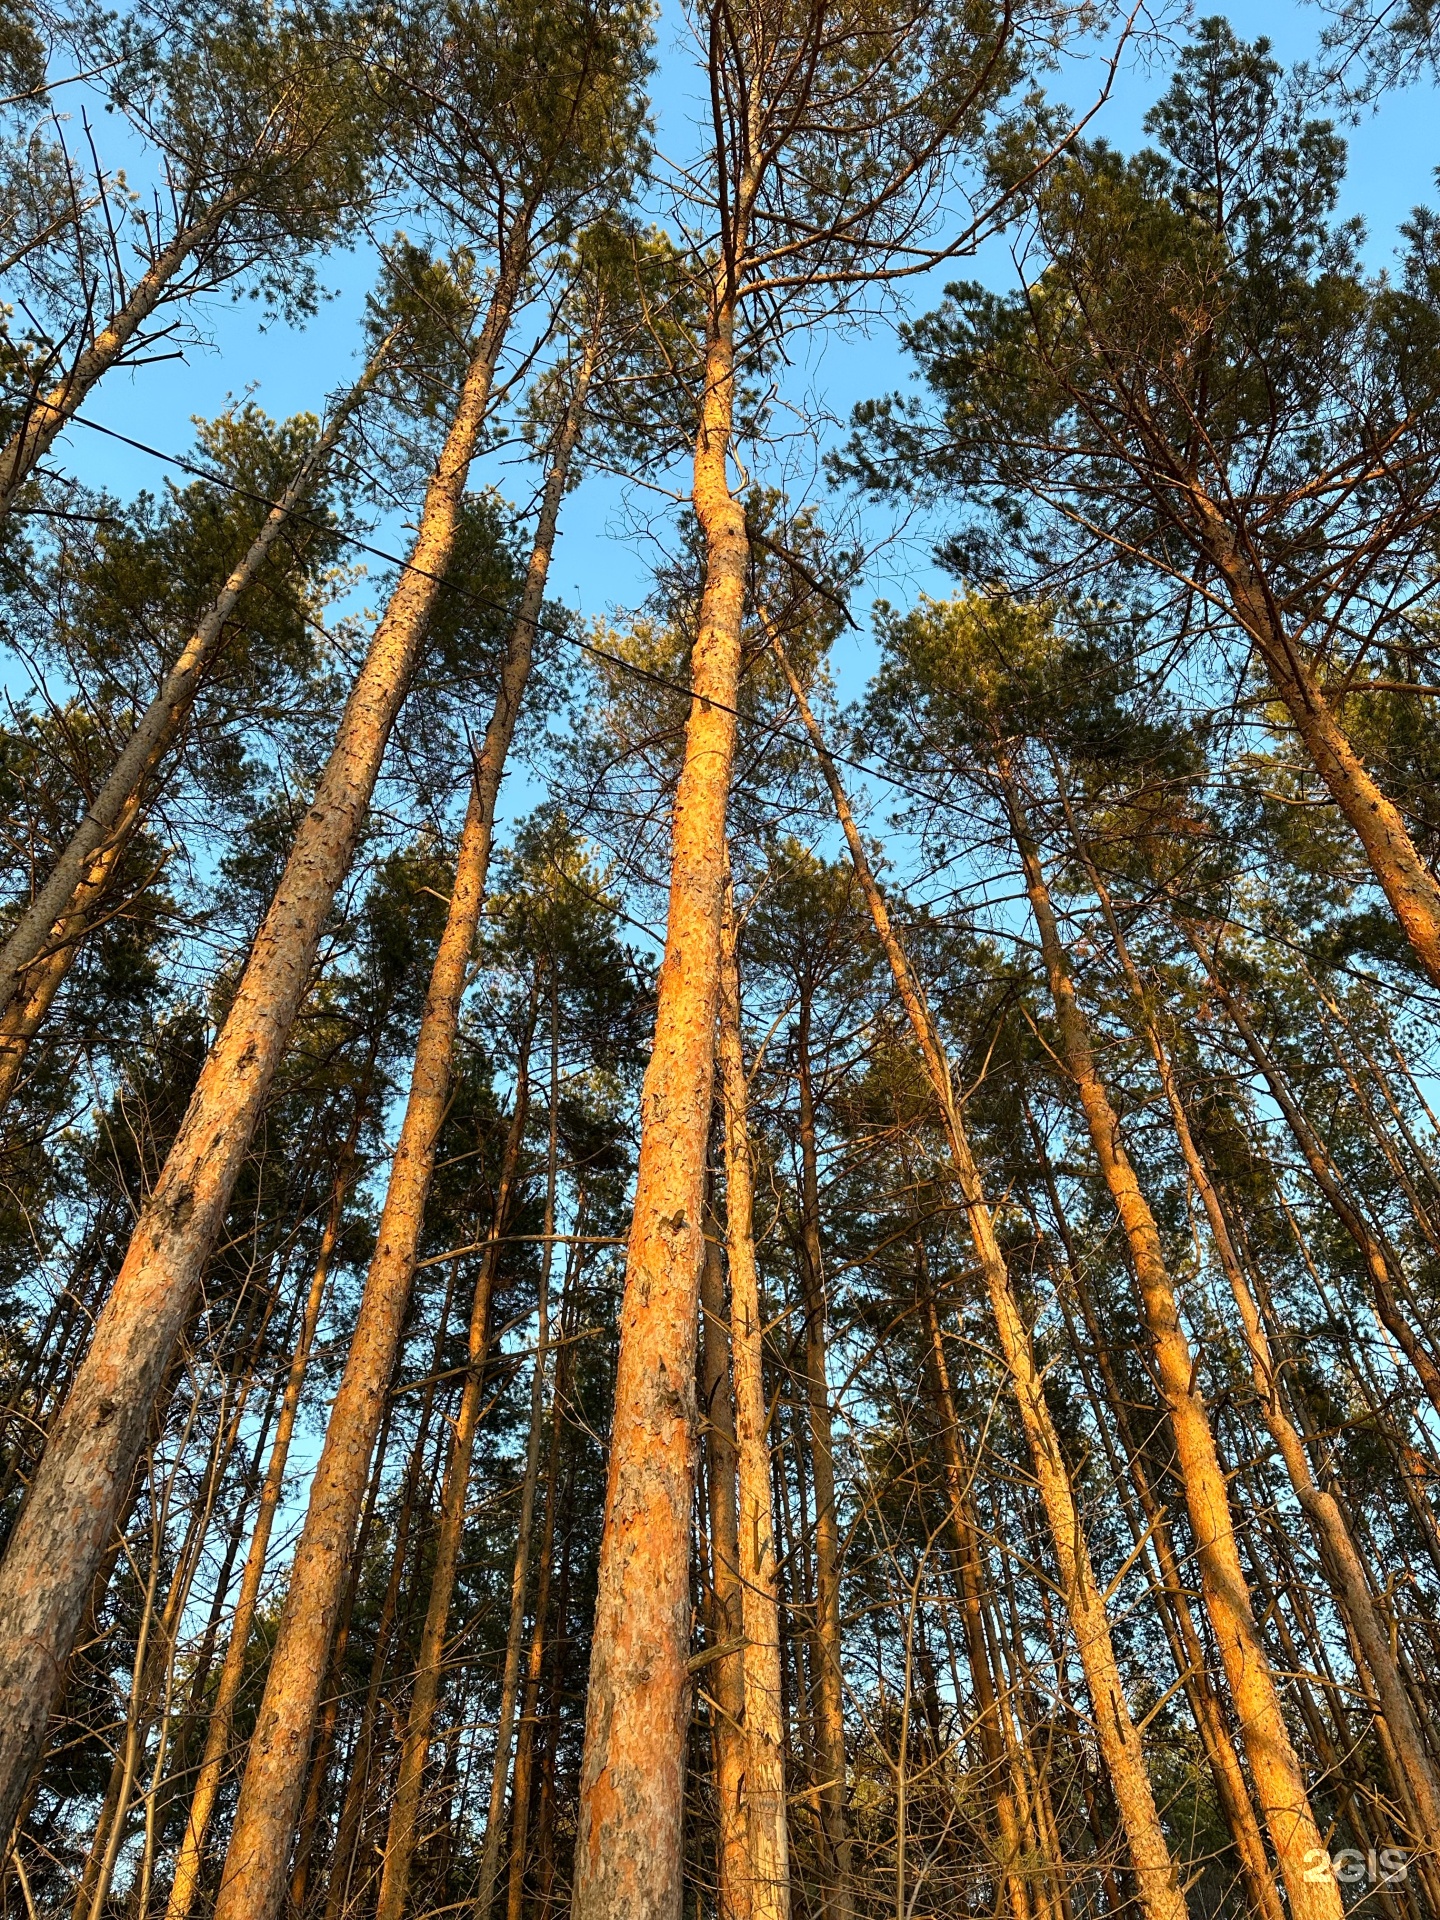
[1199,503,1440,992]
[769,632,1187,1920]
[1000,773,1341,1920]
[209,310,581,1920]
[571,264,748,1920]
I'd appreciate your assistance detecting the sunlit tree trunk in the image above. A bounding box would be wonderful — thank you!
[0,269,518,1851]
[1199,501,1440,991]
[1063,822,1440,1861]
[571,244,751,1920]
[717,884,791,1920]
[210,299,584,1920]
[1000,769,1340,1920]
[769,631,1187,1920]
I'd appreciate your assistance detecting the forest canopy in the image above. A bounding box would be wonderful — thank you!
[1,2,1440,1918]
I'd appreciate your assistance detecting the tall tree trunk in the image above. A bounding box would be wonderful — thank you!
[0,265,519,1849]
[207,301,586,1920]
[717,884,791,1920]
[571,249,751,1920]
[1067,820,1440,1860]
[769,629,1188,1920]
[911,1240,1034,1920]
[0,336,393,1095]
[1000,769,1340,1920]
[1198,500,1440,991]
[163,1162,351,1920]
[505,1191,586,1920]
[699,1208,749,1920]
[1035,1130,1286,1920]
[363,337,596,1920]
[792,1008,851,1920]
[471,988,562,1920]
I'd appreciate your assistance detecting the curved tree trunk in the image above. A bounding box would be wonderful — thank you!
[571,253,751,1920]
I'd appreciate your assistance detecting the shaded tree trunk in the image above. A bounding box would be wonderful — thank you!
[717,883,791,1920]
[0,265,520,1851]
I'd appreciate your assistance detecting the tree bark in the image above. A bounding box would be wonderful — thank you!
[206,290,584,1920]
[1198,501,1440,991]
[699,1205,750,1920]
[570,256,750,1920]
[0,278,509,1845]
[470,991,562,1920]
[1065,820,1440,1863]
[792,1007,852,1920]
[1000,770,1340,1920]
[769,629,1188,1920]
[717,884,791,1920]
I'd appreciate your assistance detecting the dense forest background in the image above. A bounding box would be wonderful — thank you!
[3,0,1440,1916]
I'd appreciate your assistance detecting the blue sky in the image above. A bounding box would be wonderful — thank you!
[44,0,1440,688]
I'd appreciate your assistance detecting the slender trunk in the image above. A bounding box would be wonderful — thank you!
[1184,920,1440,1424]
[163,1176,348,1920]
[0,267,517,1848]
[1000,770,1339,1920]
[1199,502,1440,990]
[571,255,751,1920]
[370,1043,535,1920]
[471,992,562,1920]
[717,886,791,1920]
[1035,1130,1285,1920]
[913,1251,1033,1920]
[208,285,581,1920]
[700,1208,749,1920]
[0,195,240,518]
[505,1192,586,1920]
[364,342,594,1920]
[0,339,392,1091]
[793,1012,851,1920]
[1065,821,1440,1860]
[769,630,1187,1920]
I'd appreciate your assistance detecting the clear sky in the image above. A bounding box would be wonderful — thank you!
[44,0,1440,691]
